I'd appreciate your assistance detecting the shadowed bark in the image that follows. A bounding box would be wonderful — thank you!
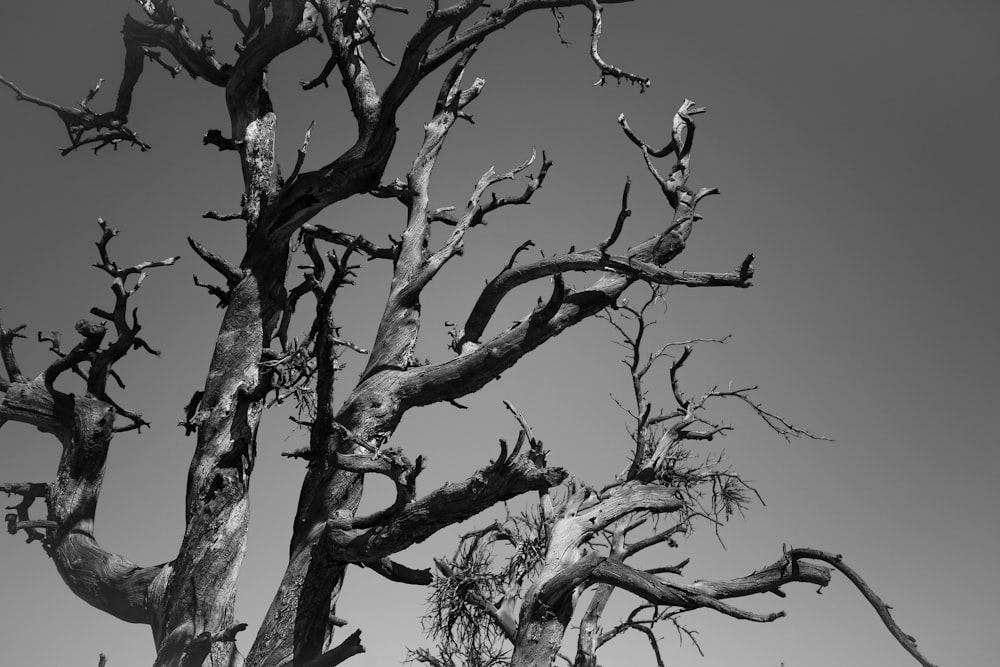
[415,291,935,667]
[1,3,937,667]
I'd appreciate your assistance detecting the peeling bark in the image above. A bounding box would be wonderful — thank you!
[1,4,938,667]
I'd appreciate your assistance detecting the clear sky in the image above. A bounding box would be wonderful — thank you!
[1,2,997,666]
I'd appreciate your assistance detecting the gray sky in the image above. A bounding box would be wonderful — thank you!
[1,2,997,665]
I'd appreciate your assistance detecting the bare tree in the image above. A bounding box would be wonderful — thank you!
[0,3,936,667]
[413,292,934,667]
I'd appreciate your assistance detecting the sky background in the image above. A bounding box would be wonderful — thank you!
[1,1,998,666]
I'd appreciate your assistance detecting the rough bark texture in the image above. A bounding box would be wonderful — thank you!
[0,3,938,667]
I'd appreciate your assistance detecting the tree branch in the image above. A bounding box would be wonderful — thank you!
[1,384,166,624]
[434,558,518,642]
[2,482,52,545]
[0,321,28,386]
[366,557,433,586]
[0,74,150,155]
[325,444,566,563]
[187,237,242,285]
[256,1,635,247]
[300,629,365,667]
[597,178,631,252]
[584,1,650,90]
[452,245,750,357]
[788,548,939,667]
[301,224,396,261]
[359,56,486,377]
[124,6,231,85]
[545,550,831,622]
[212,0,249,36]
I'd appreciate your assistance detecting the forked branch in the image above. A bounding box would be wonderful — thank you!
[0,75,150,155]
[323,439,566,563]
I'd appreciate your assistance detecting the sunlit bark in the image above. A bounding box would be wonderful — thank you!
[0,3,937,667]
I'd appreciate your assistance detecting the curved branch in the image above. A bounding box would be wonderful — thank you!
[598,178,631,252]
[457,248,752,353]
[256,2,636,249]
[331,451,423,530]
[54,536,166,625]
[366,557,433,586]
[601,621,665,667]
[450,130,748,353]
[0,74,150,155]
[399,213,742,408]
[410,1,638,92]
[1,382,166,625]
[212,0,249,35]
[359,62,488,378]
[301,224,396,261]
[325,450,566,563]
[3,2,240,155]
[122,13,230,86]
[546,550,832,622]
[788,548,939,667]
[584,1,650,90]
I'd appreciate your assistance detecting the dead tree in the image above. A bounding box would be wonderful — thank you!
[0,3,935,667]
[415,291,935,667]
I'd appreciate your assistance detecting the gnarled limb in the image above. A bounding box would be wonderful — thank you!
[324,441,567,563]
[300,224,396,261]
[450,247,753,356]
[365,557,432,586]
[245,226,372,667]
[0,240,171,625]
[1,0,239,156]
[151,6,329,662]
[417,289,863,667]
[0,74,150,155]
[255,1,638,247]
[260,95,743,664]
[391,0,639,96]
[122,10,230,86]
[8,4,921,667]
[788,548,938,667]
[361,51,486,379]
[511,544,830,667]
[3,221,253,665]
[584,0,650,90]
[582,553,831,617]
